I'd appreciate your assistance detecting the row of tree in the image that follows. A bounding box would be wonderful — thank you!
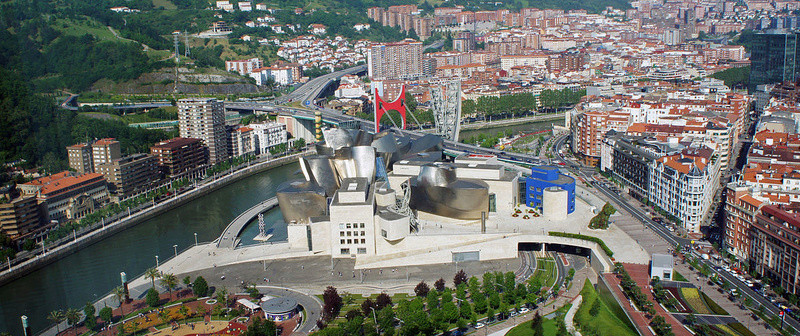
[461,89,585,117]
[317,269,552,336]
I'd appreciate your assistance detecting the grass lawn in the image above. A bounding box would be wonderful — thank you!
[529,258,557,289]
[673,271,688,282]
[574,282,637,336]
[152,0,177,10]
[53,17,116,41]
[506,304,571,336]
[700,291,729,315]
[506,317,559,336]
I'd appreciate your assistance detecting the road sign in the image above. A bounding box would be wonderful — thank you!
[304,100,311,106]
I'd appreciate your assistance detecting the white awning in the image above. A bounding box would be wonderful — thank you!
[237,298,261,311]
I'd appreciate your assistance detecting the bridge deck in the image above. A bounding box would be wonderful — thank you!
[217,197,279,249]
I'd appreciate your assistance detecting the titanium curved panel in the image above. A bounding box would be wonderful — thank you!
[408,134,444,155]
[351,146,376,181]
[371,133,398,154]
[410,164,489,219]
[417,164,456,187]
[322,128,354,150]
[276,180,327,224]
[410,181,489,219]
[299,155,339,196]
[331,147,358,181]
[354,130,374,146]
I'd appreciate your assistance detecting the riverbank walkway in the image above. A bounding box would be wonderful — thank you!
[217,197,279,249]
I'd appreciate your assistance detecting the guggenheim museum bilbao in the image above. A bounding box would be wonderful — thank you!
[273,127,605,269]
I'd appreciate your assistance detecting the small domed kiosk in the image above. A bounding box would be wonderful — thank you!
[260,297,299,322]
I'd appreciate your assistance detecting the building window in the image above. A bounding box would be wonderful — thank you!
[381,230,387,238]
[357,248,367,254]
[340,248,350,255]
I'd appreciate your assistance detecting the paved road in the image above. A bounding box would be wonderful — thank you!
[274,65,367,105]
[255,285,322,333]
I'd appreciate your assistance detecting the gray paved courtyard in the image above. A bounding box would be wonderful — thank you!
[180,255,520,295]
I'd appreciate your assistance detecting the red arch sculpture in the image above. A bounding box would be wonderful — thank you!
[374,85,407,132]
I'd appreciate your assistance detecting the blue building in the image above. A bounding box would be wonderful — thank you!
[525,166,575,213]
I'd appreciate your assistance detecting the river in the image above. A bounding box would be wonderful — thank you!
[0,163,300,335]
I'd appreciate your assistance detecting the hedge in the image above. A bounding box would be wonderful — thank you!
[548,232,614,258]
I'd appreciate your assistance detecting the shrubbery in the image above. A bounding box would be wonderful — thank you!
[548,232,614,257]
[589,203,616,229]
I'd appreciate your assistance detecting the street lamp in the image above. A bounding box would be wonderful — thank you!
[194,233,198,246]
[155,255,159,268]
[173,244,178,257]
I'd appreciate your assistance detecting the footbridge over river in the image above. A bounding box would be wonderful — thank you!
[217,197,279,248]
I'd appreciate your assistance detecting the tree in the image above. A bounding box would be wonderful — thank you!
[292,138,306,151]
[589,299,600,316]
[98,307,113,326]
[376,292,392,309]
[183,275,192,287]
[193,276,209,297]
[241,316,277,336]
[434,278,446,292]
[145,267,161,288]
[345,309,362,320]
[64,308,80,336]
[531,312,544,336]
[160,273,178,300]
[47,310,64,334]
[84,302,97,330]
[454,270,468,287]
[216,287,229,307]
[113,286,126,308]
[415,281,430,297]
[486,307,495,322]
[146,287,161,307]
[362,298,376,316]
[323,286,343,321]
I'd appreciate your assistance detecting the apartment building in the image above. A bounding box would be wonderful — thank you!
[92,138,121,169]
[20,172,109,223]
[225,58,263,75]
[725,183,763,260]
[751,205,800,295]
[0,186,41,242]
[368,39,424,81]
[649,145,721,233]
[250,122,288,155]
[67,143,93,174]
[178,98,229,164]
[150,137,209,176]
[228,126,255,157]
[95,154,160,197]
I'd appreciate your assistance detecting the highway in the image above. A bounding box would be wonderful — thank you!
[273,64,367,105]
[549,133,800,333]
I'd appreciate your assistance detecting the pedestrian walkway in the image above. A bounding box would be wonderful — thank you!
[563,295,582,336]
